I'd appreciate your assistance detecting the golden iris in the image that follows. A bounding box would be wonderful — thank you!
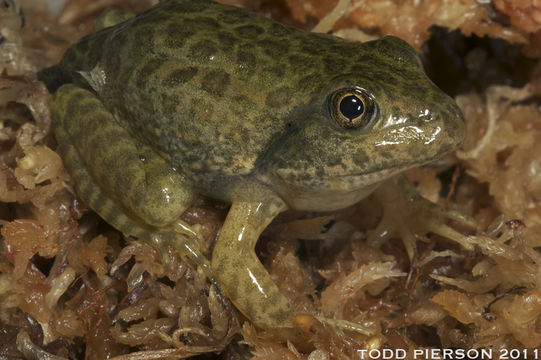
[329,88,376,129]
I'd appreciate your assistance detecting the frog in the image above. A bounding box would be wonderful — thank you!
[37,0,465,329]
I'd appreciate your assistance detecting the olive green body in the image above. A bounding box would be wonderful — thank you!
[39,0,465,329]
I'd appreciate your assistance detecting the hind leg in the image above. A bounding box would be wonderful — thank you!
[51,84,215,282]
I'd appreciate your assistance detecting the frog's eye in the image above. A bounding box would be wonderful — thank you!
[328,88,377,129]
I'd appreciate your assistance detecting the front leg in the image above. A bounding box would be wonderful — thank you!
[211,199,293,329]
[368,175,476,258]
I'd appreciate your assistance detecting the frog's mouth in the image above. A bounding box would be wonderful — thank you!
[329,166,403,188]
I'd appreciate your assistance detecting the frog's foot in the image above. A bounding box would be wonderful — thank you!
[149,223,223,294]
[367,175,476,259]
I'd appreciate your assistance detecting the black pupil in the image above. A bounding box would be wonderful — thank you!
[339,95,364,120]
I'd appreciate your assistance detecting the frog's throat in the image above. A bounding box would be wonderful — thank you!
[269,167,404,212]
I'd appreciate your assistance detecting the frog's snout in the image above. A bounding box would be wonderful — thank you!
[424,107,465,160]
[443,100,466,148]
[419,87,466,149]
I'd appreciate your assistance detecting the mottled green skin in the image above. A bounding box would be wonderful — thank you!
[39,0,465,329]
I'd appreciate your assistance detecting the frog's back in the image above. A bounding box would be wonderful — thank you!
[39,0,440,196]
[41,0,337,178]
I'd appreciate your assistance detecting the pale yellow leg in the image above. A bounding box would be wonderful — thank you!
[211,199,294,329]
[368,175,476,258]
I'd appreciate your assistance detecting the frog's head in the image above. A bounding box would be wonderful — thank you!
[262,36,465,211]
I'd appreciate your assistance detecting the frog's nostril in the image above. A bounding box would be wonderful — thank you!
[417,108,433,122]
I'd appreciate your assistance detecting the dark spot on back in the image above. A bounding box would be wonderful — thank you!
[194,16,221,31]
[188,39,218,62]
[235,50,256,77]
[234,24,264,38]
[164,67,198,86]
[201,69,230,96]
[262,65,285,79]
[216,31,237,49]
[257,38,288,57]
[287,54,312,69]
[135,58,165,88]
[164,23,194,49]
[300,39,320,54]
